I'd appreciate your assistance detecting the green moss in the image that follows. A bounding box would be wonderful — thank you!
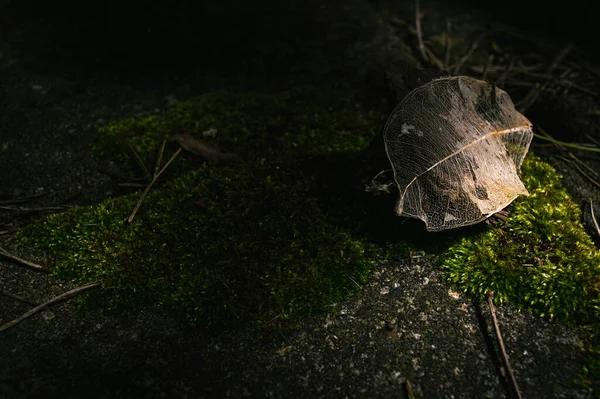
[440,153,600,392]
[441,154,600,321]
[14,87,384,331]
[11,85,600,390]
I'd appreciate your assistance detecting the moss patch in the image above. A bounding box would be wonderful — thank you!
[441,154,600,392]
[11,87,600,389]
[14,87,384,331]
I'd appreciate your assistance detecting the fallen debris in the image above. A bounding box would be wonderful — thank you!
[487,292,522,399]
[0,281,102,333]
[173,133,242,164]
[0,247,49,272]
[127,138,182,223]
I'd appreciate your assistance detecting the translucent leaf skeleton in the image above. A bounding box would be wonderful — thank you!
[382,76,533,231]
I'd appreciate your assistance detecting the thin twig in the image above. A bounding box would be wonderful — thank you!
[559,79,598,97]
[0,192,46,206]
[118,183,146,188]
[556,153,600,188]
[591,201,600,238]
[482,54,494,80]
[0,205,60,214]
[554,155,600,190]
[128,144,152,182]
[425,47,445,71]
[348,276,362,289]
[496,56,514,88]
[0,247,49,272]
[405,379,415,399]
[0,282,102,333]
[1,291,38,306]
[444,18,452,69]
[415,0,429,62]
[518,44,573,112]
[533,132,600,153]
[453,32,485,74]
[487,292,522,399]
[549,44,573,73]
[127,148,182,223]
[585,134,600,146]
[154,138,167,177]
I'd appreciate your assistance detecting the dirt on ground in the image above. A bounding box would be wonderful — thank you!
[1,0,598,397]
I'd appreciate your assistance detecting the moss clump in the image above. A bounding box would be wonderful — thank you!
[440,154,600,392]
[441,154,600,321]
[14,87,384,331]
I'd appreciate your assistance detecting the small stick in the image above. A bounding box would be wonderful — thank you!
[497,57,514,88]
[406,379,415,399]
[128,144,152,182]
[548,44,573,73]
[425,47,445,71]
[518,44,573,112]
[444,19,452,69]
[348,276,362,289]
[118,183,146,188]
[585,134,600,146]
[154,138,167,177]
[1,291,38,306]
[487,292,522,399]
[482,54,494,80]
[554,155,600,190]
[415,0,429,62]
[127,148,182,223]
[0,247,49,272]
[0,282,102,333]
[0,192,46,206]
[559,80,598,97]
[591,201,600,238]
[0,205,66,212]
[532,132,600,153]
[453,32,485,74]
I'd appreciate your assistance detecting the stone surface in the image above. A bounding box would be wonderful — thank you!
[0,0,597,397]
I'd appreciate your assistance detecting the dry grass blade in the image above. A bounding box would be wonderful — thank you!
[0,247,49,272]
[482,54,494,80]
[0,282,102,333]
[518,44,573,112]
[453,32,485,74]
[118,183,146,188]
[0,192,46,206]
[496,56,514,88]
[487,292,522,399]
[444,18,452,69]
[174,134,242,164]
[425,47,445,71]
[128,144,152,182]
[154,138,167,177]
[405,379,415,399]
[532,132,600,153]
[1,291,38,306]
[0,205,66,213]
[127,148,182,224]
[554,155,600,190]
[415,0,429,62]
[591,201,600,238]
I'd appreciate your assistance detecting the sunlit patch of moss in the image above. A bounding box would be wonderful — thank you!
[440,153,600,391]
[14,87,383,331]
[441,154,600,321]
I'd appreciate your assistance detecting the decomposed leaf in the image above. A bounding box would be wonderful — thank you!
[173,133,242,164]
[382,75,533,231]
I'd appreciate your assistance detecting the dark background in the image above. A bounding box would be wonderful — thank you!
[2,0,598,84]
